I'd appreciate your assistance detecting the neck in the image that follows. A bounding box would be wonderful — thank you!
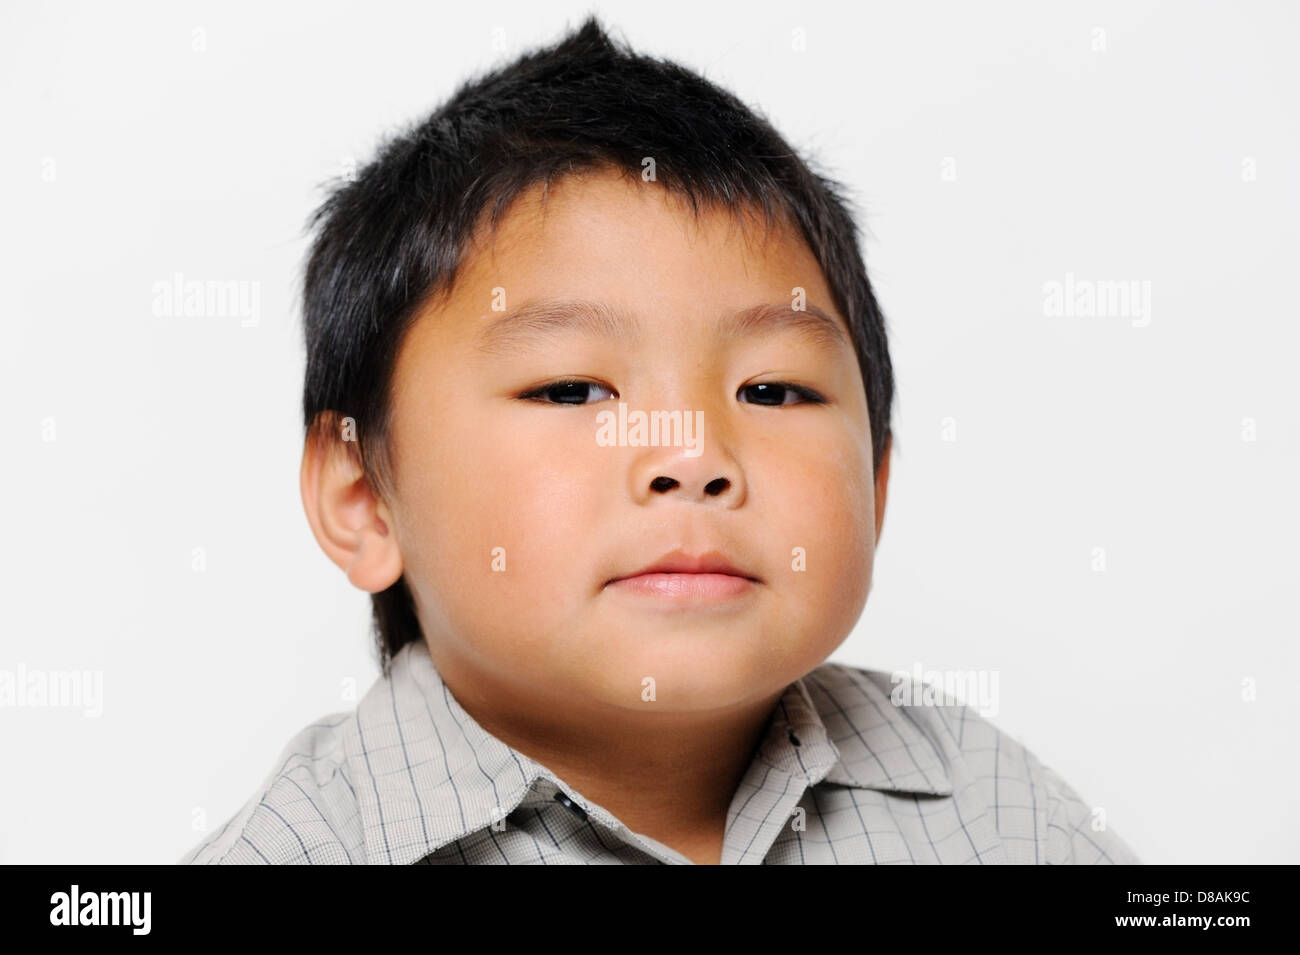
[425,639,785,862]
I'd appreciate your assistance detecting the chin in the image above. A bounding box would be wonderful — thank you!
[575,642,800,712]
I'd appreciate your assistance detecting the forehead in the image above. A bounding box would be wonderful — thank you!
[470,169,793,270]
[438,169,841,327]
[394,169,856,384]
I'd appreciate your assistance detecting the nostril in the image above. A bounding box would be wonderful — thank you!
[650,476,678,492]
[704,477,730,496]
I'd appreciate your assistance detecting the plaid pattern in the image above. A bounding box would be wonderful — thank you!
[179,640,1141,865]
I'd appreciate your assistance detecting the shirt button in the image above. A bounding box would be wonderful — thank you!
[553,789,588,821]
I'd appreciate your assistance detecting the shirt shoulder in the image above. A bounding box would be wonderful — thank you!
[814,661,1142,864]
[177,711,363,864]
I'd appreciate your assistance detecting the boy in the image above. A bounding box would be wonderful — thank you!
[180,16,1140,865]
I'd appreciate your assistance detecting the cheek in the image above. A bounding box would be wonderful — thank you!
[394,416,612,638]
[760,429,876,602]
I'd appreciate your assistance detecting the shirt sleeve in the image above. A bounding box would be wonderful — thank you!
[1034,754,1143,864]
[174,714,359,864]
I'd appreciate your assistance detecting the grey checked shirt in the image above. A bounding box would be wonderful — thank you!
[179,640,1141,864]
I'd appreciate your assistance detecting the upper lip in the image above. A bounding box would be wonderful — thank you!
[607,549,760,585]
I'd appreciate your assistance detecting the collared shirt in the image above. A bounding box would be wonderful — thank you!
[178,640,1141,865]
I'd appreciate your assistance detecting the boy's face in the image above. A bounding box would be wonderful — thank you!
[374,168,886,713]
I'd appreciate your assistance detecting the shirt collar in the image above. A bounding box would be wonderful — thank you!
[760,663,954,796]
[344,641,953,865]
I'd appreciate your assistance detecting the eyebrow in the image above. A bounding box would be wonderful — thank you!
[472,298,853,356]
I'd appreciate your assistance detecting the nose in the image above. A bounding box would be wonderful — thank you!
[628,433,747,507]
[649,472,733,497]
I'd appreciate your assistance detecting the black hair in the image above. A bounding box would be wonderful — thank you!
[300,13,895,677]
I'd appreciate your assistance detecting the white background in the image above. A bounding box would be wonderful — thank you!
[2,0,1296,864]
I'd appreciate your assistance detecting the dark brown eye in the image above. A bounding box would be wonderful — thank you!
[737,382,826,406]
[518,379,617,405]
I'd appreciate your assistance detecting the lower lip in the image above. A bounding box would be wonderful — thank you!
[606,572,757,600]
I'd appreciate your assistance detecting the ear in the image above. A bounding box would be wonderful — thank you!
[299,415,404,593]
[873,433,892,546]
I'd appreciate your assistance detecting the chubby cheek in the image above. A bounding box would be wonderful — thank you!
[395,420,611,663]
[761,432,876,651]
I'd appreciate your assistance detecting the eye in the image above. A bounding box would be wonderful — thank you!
[737,382,827,406]
[517,378,618,405]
